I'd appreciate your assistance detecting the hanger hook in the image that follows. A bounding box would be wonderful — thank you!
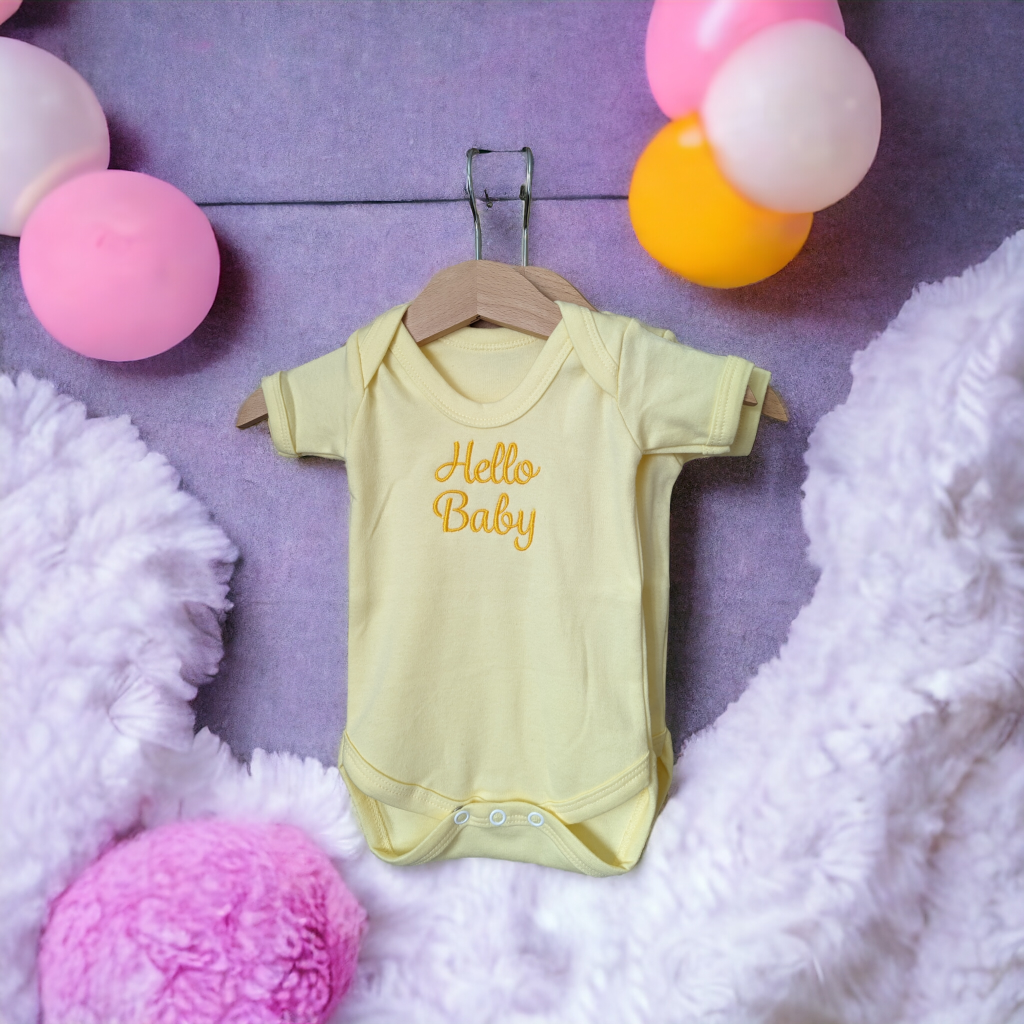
[465,147,534,266]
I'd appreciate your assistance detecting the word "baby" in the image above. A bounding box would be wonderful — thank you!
[432,440,540,551]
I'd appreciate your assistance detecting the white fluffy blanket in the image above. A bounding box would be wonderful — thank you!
[4,231,1024,1023]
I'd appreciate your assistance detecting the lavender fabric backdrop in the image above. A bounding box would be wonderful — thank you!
[1,1,1022,764]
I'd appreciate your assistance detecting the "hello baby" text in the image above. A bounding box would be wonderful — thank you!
[432,441,540,551]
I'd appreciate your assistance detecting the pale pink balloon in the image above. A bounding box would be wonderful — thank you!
[646,0,845,119]
[0,1,22,25]
[0,38,110,236]
[702,21,881,212]
[20,170,220,361]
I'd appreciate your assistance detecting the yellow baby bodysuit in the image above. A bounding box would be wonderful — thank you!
[263,300,768,877]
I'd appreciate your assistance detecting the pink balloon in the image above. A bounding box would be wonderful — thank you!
[0,0,22,25]
[19,170,220,361]
[646,0,845,119]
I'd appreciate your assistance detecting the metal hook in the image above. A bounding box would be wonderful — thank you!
[465,147,534,266]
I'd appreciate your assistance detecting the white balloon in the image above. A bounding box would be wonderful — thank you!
[0,38,109,236]
[701,20,881,213]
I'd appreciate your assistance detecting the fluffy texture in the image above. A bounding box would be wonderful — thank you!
[2,0,1020,771]
[4,230,1024,1023]
[0,374,237,1023]
[37,819,366,1024]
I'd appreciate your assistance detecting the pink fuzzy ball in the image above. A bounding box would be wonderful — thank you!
[38,819,367,1024]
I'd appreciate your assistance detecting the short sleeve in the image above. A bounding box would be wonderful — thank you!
[617,320,764,456]
[261,342,357,460]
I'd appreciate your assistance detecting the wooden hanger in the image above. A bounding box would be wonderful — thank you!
[236,147,788,427]
[403,259,562,345]
[234,259,572,428]
[401,148,588,345]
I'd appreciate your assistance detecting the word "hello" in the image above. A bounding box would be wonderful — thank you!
[434,440,540,486]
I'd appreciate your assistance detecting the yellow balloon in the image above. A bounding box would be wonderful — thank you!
[629,115,813,288]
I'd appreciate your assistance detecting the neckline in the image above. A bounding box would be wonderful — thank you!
[391,310,572,428]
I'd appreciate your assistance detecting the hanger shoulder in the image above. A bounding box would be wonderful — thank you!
[404,262,481,344]
[762,386,788,423]
[404,259,560,345]
[745,383,788,422]
[473,260,561,339]
[237,386,268,428]
[514,265,597,311]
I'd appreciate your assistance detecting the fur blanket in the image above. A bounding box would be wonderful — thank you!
[4,231,1024,1023]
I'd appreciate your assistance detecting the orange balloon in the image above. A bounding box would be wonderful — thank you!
[629,115,813,288]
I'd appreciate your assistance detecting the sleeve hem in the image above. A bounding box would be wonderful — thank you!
[728,366,771,458]
[261,372,299,458]
[707,356,754,449]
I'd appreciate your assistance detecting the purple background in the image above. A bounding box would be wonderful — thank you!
[2,1,1023,764]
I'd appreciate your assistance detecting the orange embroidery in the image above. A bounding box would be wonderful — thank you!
[432,489,536,551]
[433,490,470,532]
[433,441,539,551]
[435,441,540,485]
[470,507,492,533]
[513,508,536,551]
[514,459,537,484]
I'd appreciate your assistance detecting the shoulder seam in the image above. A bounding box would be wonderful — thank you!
[580,307,620,388]
[566,304,643,453]
[357,304,409,389]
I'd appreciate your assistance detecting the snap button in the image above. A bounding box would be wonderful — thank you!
[527,812,544,827]
[453,809,470,825]
[489,809,506,826]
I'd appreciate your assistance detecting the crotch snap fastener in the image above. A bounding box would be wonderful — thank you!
[454,810,470,825]
[527,812,544,827]
[489,809,506,826]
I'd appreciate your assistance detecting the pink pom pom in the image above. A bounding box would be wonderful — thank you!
[38,820,367,1024]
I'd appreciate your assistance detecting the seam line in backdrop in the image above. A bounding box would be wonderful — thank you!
[197,195,628,208]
